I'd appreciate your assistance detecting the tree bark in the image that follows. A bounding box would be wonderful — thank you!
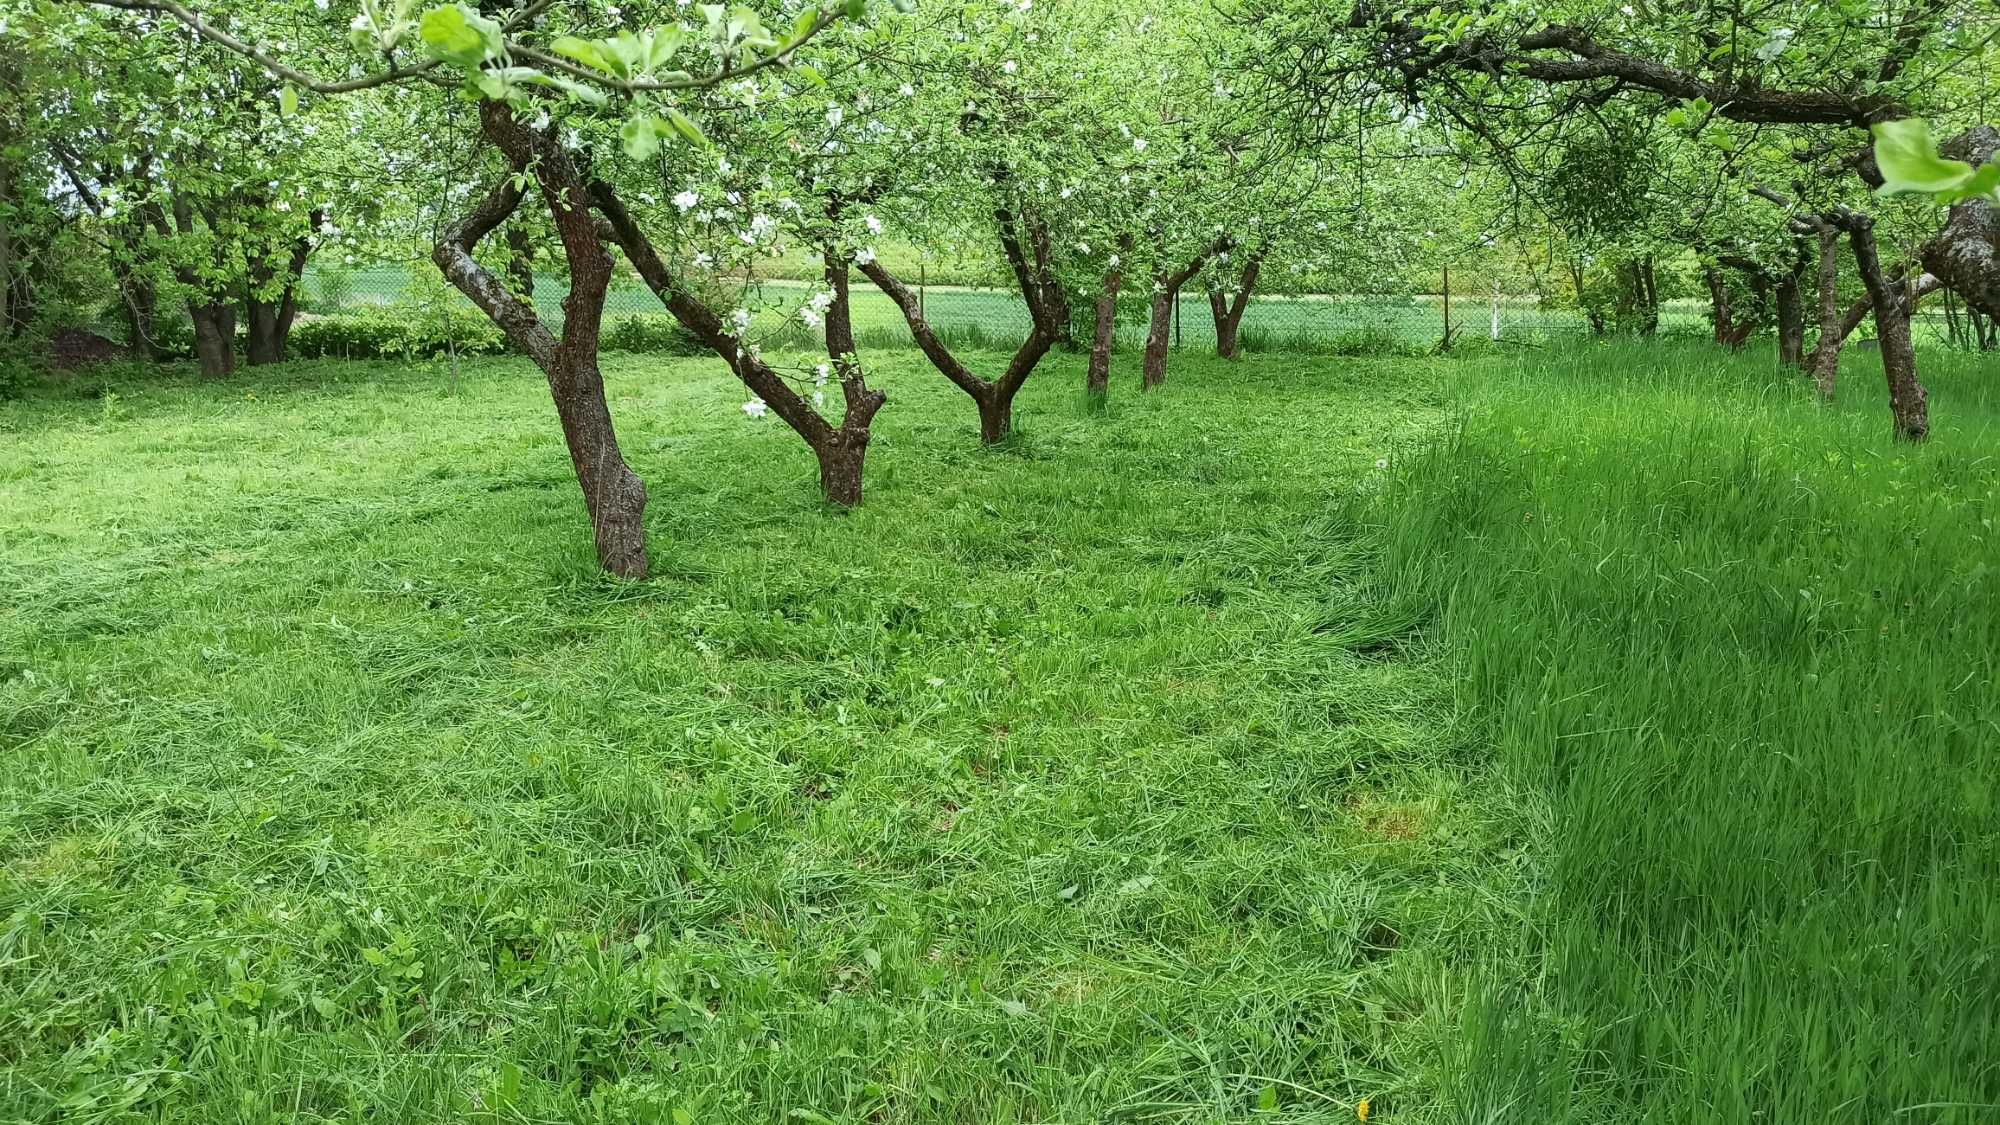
[1804,224,1842,400]
[1617,256,1659,336]
[0,154,19,338]
[814,243,887,505]
[858,230,1051,444]
[1086,234,1132,405]
[1774,261,1806,369]
[189,300,235,377]
[1918,126,2000,320]
[162,195,238,376]
[434,102,648,578]
[1141,287,1174,390]
[586,185,886,487]
[244,211,320,366]
[1142,234,1231,390]
[245,299,284,365]
[1705,265,1735,347]
[1209,249,1264,359]
[1837,211,1928,442]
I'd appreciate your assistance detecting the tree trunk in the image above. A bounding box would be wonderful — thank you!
[975,384,1017,443]
[1085,245,1127,406]
[189,301,235,377]
[1842,213,1928,442]
[1918,126,2000,321]
[1139,234,1230,391]
[547,348,649,575]
[814,434,867,507]
[1141,285,1173,390]
[242,215,318,367]
[1800,223,1840,398]
[1706,266,1734,346]
[1616,257,1661,336]
[591,185,887,485]
[118,271,165,360]
[435,102,648,578]
[856,251,1041,446]
[245,298,285,365]
[0,155,16,337]
[1774,264,1805,369]
[1210,251,1262,359]
[814,243,886,501]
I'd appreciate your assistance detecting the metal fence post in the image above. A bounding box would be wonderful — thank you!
[1441,266,1452,353]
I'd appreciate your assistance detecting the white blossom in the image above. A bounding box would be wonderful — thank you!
[743,398,768,419]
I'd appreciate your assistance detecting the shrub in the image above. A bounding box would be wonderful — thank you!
[602,314,704,356]
[287,313,509,360]
[0,340,33,402]
[288,312,706,361]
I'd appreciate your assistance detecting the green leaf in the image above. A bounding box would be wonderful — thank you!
[550,35,613,74]
[1872,119,1979,198]
[1256,1085,1278,1112]
[416,3,500,67]
[621,115,663,161]
[278,86,298,117]
[645,27,687,70]
[662,107,708,146]
[519,71,611,107]
[845,0,866,19]
[418,4,503,67]
[1961,160,2000,202]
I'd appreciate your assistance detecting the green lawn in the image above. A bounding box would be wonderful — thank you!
[3,342,1997,1122]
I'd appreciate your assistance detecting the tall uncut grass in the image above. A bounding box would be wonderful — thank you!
[1352,343,2000,1121]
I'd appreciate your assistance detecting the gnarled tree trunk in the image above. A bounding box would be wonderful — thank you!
[1142,234,1231,390]
[244,209,321,366]
[1705,266,1737,347]
[434,102,648,578]
[1615,256,1659,336]
[858,194,1058,444]
[1141,286,1174,390]
[813,244,888,505]
[189,301,235,377]
[588,186,885,497]
[1774,260,1806,369]
[1209,248,1264,359]
[1919,127,2000,321]
[1837,210,1928,442]
[1804,224,1843,401]
[1085,234,1131,406]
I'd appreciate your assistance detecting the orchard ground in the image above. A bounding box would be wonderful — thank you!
[2,342,1996,1123]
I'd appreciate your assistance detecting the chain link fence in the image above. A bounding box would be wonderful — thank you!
[301,259,1982,358]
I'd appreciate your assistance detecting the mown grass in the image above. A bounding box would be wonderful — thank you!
[1343,341,2000,1122]
[5,339,1996,1123]
[2,349,1494,1123]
